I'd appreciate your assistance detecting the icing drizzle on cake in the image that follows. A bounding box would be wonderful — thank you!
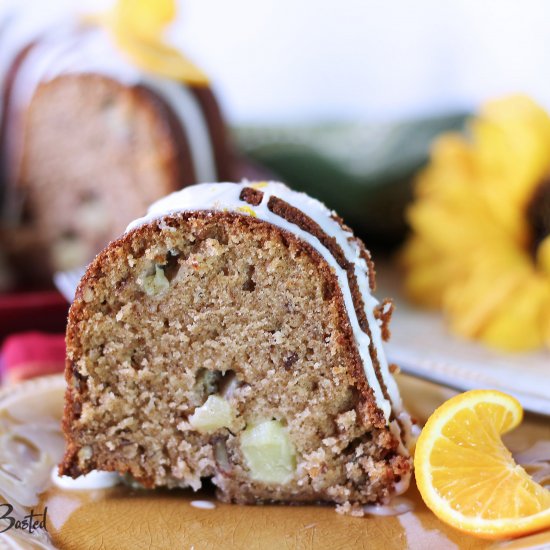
[127,181,415,462]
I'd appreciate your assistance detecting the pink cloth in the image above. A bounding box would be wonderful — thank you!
[1,332,65,384]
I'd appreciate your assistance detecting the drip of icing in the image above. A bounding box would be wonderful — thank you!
[0,19,216,191]
[51,468,122,490]
[363,496,414,517]
[190,500,216,510]
[126,181,416,471]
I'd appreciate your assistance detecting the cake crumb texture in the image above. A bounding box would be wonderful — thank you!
[61,212,410,507]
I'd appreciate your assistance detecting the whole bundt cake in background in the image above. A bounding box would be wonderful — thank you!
[60,181,414,514]
[0,1,234,284]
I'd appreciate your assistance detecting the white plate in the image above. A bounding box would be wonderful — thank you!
[379,269,550,417]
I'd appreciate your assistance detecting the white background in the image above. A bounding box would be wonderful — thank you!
[4,0,550,124]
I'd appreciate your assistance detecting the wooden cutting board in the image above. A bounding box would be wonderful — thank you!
[41,484,479,550]
[39,375,550,550]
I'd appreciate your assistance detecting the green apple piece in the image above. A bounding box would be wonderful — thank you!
[189,395,234,433]
[142,265,170,296]
[240,420,296,484]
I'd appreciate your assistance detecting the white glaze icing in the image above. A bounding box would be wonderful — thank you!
[0,19,216,190]
[363,496,414,516]
[51,467,121,490]
[190,500,216,510]
[126,181,415,469]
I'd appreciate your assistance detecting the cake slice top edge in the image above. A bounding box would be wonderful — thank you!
[126,180,415,454]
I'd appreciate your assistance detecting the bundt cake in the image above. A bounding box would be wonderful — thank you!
[0,4,233,283]
[60,181,414,513]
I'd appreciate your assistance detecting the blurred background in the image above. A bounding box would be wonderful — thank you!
[174,0,550,124]
[2,0,550,355]
[182,0,550,248]
[4,0,550,248]
[10,0,550,123]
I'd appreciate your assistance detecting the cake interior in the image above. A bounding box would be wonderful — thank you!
[15,74,187,274]
[63,213,408,505]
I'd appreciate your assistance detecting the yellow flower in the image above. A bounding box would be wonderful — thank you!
[89,0,209,85]
[113,0,177,41]
[401,95,550,351]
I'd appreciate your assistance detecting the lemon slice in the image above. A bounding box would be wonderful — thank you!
[415,390,550,539]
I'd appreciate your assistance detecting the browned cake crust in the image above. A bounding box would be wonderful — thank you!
[60,210,411,508]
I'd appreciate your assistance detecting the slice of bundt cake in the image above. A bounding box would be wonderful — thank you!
[60,182,414,513]
[0,6,232,283]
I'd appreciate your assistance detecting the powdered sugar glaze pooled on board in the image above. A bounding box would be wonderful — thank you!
[51,468,121,491]
[126,181,414,454]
